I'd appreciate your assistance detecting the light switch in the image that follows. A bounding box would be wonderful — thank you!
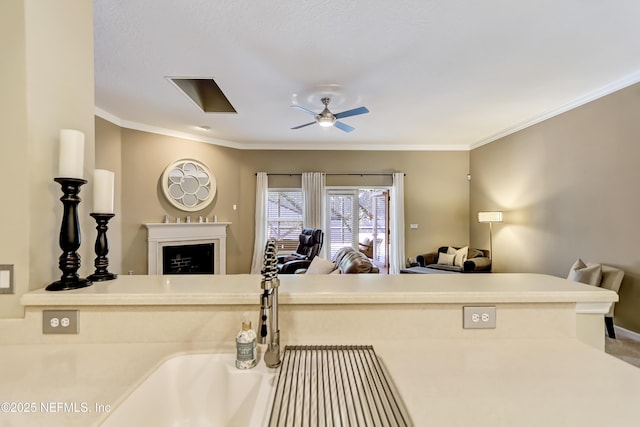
[410,224,419,229]
[0,265,13,294]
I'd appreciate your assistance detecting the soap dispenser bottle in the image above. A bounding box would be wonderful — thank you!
[236,315,257,369]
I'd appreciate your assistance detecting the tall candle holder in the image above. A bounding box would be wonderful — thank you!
[87,213,117,281]
[47,178,92,291]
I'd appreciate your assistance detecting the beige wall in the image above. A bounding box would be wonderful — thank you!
[95,118,122,274]
[98,123,470,275]
[118,127,246,274]
[0,0,29,317]
[470,82,640,333]
[0,0,95,318]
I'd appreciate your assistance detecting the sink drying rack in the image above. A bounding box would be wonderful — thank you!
[268,345,412,427]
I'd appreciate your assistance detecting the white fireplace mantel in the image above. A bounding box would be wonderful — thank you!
[144,222,230,274]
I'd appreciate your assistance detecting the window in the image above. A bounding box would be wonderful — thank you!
[267,190,303,252]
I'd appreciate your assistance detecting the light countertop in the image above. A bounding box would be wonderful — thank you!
[3,274,633,425]
[21,273,616,310]
[0,338,639,426]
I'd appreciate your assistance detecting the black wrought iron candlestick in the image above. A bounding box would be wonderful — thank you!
[47,178,92,291]
[87,213,117,281]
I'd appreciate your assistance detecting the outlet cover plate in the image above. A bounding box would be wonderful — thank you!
[43,310,79,334]
[463,306,496,329]
[0,265,13,294]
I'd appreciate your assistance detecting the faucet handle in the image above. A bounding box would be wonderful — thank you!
[259,292,269,344]
[260,314,268,340]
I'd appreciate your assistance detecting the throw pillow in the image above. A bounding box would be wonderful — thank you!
[306,256,336,274]
[446,246,469,268]
[454,246,468,267]
[567,258,602,286]
[437,252,455,266]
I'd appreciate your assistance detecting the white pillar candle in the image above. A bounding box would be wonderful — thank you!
[93,169,115,214]
[58,129,85,179]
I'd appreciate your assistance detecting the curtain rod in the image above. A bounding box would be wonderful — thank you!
[256,173,405,176]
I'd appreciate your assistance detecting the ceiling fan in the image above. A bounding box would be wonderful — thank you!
[291,97,369,133]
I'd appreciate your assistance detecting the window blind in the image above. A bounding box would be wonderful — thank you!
[267,190,303,252]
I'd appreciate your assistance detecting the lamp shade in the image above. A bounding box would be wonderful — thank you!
[478,211,503,223]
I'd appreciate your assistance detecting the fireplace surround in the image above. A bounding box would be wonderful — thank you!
[144,222,230,274]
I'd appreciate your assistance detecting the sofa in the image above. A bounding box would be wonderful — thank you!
[415,246,491,273]
[298,246,379,274]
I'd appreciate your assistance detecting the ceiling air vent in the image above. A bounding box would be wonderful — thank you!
[167,77,236,113]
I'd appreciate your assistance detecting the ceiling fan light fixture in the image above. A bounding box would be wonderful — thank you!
[291,96,368,132]
[316,115,336,127]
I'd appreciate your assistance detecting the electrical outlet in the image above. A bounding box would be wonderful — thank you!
[43,310,79,334]
[463,306,496,329]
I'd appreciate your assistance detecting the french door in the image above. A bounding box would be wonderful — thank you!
[327,190,358,259]
[371,191,389,271]
[326,188,389,272]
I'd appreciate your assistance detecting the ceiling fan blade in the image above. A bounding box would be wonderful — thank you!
[291,105,318,116]
[333,121,355,133]
[291,121,316,130]
[334,106,369,119]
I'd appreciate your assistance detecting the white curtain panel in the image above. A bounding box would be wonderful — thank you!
[250,172,269,274]
[302,172,325,229]
[389,172,406,274]
[302,172,326,257]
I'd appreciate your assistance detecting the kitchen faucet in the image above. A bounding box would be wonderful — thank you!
[259,239,281,368]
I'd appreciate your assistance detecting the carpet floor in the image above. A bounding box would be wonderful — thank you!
[604,329,640,369]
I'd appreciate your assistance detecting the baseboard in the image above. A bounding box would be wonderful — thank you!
[614,325,640,341]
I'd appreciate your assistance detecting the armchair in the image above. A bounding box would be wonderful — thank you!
[567,259,624,338]
[358,236,373,259]
[601,265,625,338]
[277,228,324,274]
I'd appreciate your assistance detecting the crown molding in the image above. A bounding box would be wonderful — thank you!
[470,70,640,150]
[94,108,469,151]
[95,108,243,149]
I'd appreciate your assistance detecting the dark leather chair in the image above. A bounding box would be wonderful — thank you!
[277,228,324,274]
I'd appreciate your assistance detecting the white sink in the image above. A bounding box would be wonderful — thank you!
[101,353,276,427]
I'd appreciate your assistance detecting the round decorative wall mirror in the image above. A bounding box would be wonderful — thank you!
[161,159,216,211]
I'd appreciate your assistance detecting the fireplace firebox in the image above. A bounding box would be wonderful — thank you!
[162,243,214,274]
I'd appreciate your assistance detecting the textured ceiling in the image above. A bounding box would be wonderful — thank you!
[94,0,640,150]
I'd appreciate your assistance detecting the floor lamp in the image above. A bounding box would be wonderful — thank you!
[478,211,503,271]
